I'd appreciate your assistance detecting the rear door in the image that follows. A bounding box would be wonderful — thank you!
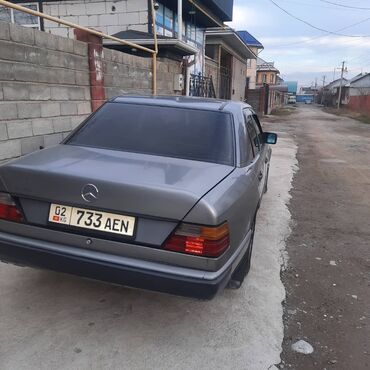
[243,110,265,198]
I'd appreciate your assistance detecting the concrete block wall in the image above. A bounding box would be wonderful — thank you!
[43,0,149,38]
[0,21,92,162]
[102,48,183,97]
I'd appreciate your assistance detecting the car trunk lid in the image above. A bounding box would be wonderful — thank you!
[0,145,234,221]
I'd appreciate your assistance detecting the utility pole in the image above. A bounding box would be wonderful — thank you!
[321,75,326,105]
[337,61,346,109]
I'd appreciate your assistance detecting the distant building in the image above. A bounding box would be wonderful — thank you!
[205,27,256,101]
[256,58,280,86]
[237,31,264,90]
[285,81,298,95]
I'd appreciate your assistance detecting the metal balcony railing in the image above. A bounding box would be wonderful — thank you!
[189,73,216,98]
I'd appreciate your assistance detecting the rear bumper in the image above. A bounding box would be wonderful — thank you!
[0,233,233,300]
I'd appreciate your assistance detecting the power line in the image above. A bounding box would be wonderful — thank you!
[319,0,370,10]
[280,0,365,11]
[267,0,370,37]
[271,16,370,48]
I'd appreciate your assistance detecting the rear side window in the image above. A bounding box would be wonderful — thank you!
[243,111,261,159]
[67,102,235,166]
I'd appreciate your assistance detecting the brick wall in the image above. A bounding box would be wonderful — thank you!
[43,0,149,38]
[0,21,92,162]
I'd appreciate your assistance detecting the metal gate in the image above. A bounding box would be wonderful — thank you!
[219,66,231,100]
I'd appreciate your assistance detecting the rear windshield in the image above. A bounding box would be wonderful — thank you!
[66,102,235,166]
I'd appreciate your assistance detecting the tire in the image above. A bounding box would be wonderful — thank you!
[227,216,256,289]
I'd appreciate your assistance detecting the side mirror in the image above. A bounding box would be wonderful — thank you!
[263,132,277,145]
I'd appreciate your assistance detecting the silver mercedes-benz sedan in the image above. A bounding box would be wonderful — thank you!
[0,96,277,299]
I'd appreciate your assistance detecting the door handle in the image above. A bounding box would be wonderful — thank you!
[258,172,263,181]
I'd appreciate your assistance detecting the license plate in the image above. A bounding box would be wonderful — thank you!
[48,204,135,237]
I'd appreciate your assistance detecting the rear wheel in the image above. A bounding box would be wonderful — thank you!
[227,216,256,289]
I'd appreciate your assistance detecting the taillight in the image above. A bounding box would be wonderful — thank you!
[164,222,230,258]
[0,192,24,222]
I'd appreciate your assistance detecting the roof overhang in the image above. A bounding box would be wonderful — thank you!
[205,28,257,62]
[104,37,198,57]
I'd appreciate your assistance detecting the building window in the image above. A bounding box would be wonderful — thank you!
[247,59,252,68]
[0,3,40,29]
[262,74,267,83]
[270,74,274,84]
[155,2,204,48]
[156,3,174,37]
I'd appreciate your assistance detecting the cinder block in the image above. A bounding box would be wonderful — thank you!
[14,64,41,83]
[73,40,88,56]
[108,0,127,13]
[57,35,75,53]
[68,87,85,100]
[102,48,112,61]
[99,14,119,25]
[7,120,33,139]
[9,23,35,45]
[29,85,51,100]
[0,21,10,40]
[50,27,69,38]
[0,40,26,63]
[58,4,68,16]
[86,2,106,15]
[60,102,78,116]
[51,86,70,100]
[75,71,90,86]
[17,102,41,119]
[119,12,139,25]
[35,30,58,51]
[41,102,61,118]
[53,116,72,132]
[0,102,18,120]
[0,122,8,140]
[21,136,44,156]
[66,3,86,16]
[3,82,29,101]
[139,11,148,24]
[127,0,147,12]
[70,115,87,129]
[0,61,14,80]
[0,140,21,160]
[44,133,63,147]
[77,102,92,115]
[43,69,75,85]
[32,118,54,135]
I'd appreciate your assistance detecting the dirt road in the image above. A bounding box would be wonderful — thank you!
[265,106,369,370]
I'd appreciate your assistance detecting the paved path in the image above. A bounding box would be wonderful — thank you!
[267,106,369,370]
[0,133,297,369]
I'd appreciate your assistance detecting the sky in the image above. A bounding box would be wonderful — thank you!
[226,0,370,87]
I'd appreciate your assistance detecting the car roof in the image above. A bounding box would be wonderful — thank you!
[111,95,252,113]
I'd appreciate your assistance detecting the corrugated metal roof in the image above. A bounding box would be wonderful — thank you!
[237,31,264,49]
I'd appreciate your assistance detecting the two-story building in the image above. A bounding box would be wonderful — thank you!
[1,0,234,95]
[256,57,280,86]
[237,30,263,90]
[204,27,256,101]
